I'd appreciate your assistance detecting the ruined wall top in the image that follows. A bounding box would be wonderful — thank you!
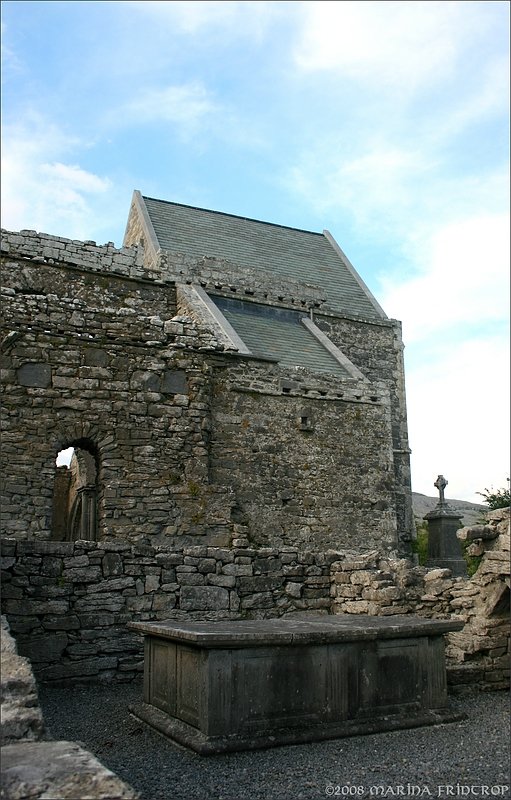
[1,229,396,327]
[1,229,157,283]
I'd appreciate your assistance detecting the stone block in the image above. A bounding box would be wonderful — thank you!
[237,576,282,594]
[152,594,177,612]
[101,541,131,552]
[206,547,234,563]
[17,633,68,663]
[336,586,362,599]
[0,741,138,799]
[41,557,63,577]
[161,368,188,394]
[74,595,125,613]
[63,555,90,569]
[342,601,370,613]
[17,363,52,388]
[17,542,74,556]
[102,552,123,577]
[222,564,252,576]
[144,574,160,593]
[285,581,302,598]
[177,573,205,586]
[241,592,275,610]
[126,596,153,612]
[180,585,229,611]
[156,553,183,567]
[42,615,80,631]
[424,568,452,581]
[349,570,374,586]
[86,577,135,593]
[78,613,131,629]
[362,587,402,602]
[62,566,102,583]
[197,558,217,574]
[3,599,69,616]
[38,656,118,681]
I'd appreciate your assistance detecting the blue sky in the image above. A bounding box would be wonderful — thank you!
[2,0,509,503]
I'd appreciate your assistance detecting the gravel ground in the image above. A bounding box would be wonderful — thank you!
[38,681,510,800]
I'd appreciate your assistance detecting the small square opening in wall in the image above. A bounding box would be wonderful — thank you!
[298,413,314,432]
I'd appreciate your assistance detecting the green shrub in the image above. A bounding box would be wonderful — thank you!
[476,480,510,510]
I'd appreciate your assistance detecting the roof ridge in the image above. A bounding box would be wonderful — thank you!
[142,195,324,238]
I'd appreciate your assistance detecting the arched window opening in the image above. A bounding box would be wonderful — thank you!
[56,447,74,467]
[52,442,98,542]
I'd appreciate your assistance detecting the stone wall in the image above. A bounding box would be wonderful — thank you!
[1,615,45,744]
[0,250,232,545]
[1,228,149,281]
[0,537,336,683]
[2,509,508,690]
[209,357,398,552]
[330,508,510,691]
[1,230,411,554]
[318,314,412,546]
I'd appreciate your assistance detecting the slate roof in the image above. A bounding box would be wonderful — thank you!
[140,195,385,320]
[212,296,352,378]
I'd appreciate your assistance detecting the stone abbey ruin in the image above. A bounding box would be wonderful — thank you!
[1,190,413,554]
[1,192,509,730]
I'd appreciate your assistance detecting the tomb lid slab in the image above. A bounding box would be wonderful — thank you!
[128,614,463,648]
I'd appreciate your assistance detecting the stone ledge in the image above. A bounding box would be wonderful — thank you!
[1,741,138,800]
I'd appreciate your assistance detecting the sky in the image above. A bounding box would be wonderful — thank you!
[1,0,509,503]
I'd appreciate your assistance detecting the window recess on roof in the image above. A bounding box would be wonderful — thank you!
[210,295,361,379]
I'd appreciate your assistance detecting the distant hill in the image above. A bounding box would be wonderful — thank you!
[411,492,487,526]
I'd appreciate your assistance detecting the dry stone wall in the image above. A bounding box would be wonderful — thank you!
[330,508,510,691]
[1,228,149,281]
[1,509,508,691]
[1,537,336,683]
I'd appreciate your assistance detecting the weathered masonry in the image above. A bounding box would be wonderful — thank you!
[1,191,412,554]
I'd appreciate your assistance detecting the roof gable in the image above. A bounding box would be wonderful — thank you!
[136,194,386,320]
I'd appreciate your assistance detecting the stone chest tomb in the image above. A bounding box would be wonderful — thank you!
[129,614,463,753]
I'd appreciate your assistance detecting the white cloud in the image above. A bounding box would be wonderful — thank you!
[40,162,111,195]
[379,213,510,503]
[381,214,510,341]
[286,141,508,245]
[294,1,498,94]
[406,333,510,503]
[1,115,114,241]
[121,82,217,130]
[127,0,279,38]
